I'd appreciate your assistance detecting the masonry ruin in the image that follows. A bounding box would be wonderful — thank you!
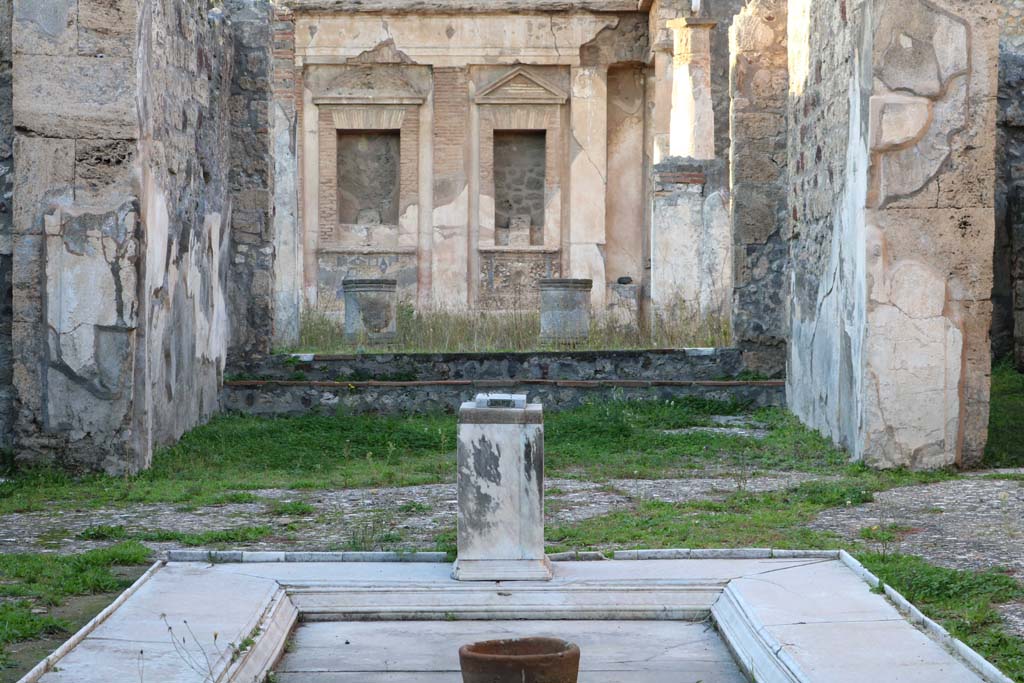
[0,0,1019,474]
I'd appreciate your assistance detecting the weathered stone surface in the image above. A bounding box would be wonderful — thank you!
[729,0,788,377]
[226,0,277,360]
[9,0,234,473]
[343,278,398,343]
[651,158,731,320]
[13,56,137,139]
[994,37,1024,368]
[454,399,550,581]
[787,0,999,469]
[230,347,747,382]
[539,278,592,344]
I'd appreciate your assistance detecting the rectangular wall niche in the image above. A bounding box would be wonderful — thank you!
[494,131,546,246]
[336,131,401,226]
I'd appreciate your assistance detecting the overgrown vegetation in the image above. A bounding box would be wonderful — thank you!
[0,542,152,666]
[291,300,731,354]
[543,468,956,553]
[0,399,848,514]
[985,360,1024,467]
[859,553,1024,681]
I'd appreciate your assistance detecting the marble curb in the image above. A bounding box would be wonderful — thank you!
[839,551,1014,683]
[166,550,451,563]
[613,548,840,560]
[17,561,165,683]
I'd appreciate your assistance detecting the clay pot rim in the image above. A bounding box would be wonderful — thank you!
[459,637,580,663]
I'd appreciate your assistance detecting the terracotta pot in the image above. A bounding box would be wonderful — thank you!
[459,637,580,683]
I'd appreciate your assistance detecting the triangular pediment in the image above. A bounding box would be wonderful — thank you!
[476,68,568,105]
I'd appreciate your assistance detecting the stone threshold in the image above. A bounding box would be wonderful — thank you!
[19,552,1012,683]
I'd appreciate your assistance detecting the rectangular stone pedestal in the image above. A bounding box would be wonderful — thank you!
[454,395,551,581]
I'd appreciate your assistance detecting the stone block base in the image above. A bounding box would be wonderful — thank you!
[452,557,553,582]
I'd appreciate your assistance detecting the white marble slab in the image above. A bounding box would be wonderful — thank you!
[274,620,749,682]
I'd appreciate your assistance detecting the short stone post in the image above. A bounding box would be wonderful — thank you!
[342,278,398,344]
[538,279,592,344]
[454,394,552,582]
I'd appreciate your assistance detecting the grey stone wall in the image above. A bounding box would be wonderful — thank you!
[222,378,785,418]
[226,0,276,360]
[337,132,401,225]
[222,347,782,416]
[994,45,1024,369]
[229,347,746,382]
[995,4,1024,369]
[729,0,789,377]
[137,0,234,456]
[0,0,11,450]
[10,0,233,473]
[494,131,547,236]
[785,0,867,456]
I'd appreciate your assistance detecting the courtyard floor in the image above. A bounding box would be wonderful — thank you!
[0,363,1022,681]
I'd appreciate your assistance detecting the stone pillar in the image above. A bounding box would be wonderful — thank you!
[343,279,398,344]
[667,18,717,160]
[226,0,276,359]
[729,0,789,377]
[539,279,593,344]
[786,0,999,470]
[454,394,551,582]
[270,5,302,348]
[568,66,608,309]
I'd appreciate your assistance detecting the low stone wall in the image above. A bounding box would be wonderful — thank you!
[221,378,785,417]
[221,347,783,416]
[229,347,746,382]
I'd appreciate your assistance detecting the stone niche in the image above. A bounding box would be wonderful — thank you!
[475,66,568,310]
[308,63,429,313]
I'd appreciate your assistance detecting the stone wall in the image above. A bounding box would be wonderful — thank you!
[787,0,1000,469]
[231,347,746,382]
[10,0,233,473]
[226,0,276,359]
[222,347,783,416]
[729,0,788,377]
[994,1,1024,369]
[995,46,1024,369]
[0,0,11,449]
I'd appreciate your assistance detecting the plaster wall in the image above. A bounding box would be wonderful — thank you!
[284,10,654,315]
[787,0,999,469]
[10,0,232,473]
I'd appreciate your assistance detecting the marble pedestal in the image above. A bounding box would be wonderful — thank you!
[453,394,552,581]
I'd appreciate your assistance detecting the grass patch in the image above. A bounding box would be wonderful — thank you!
[77,525,273,547]
[858,553,1024,681]
[0,603,69,666]
[267,500,316,516]
[0,399,849,514]
[291,300,731,355]
[0,542,151,606]
[545,468,956,553]
[985,361,1024,468]
[134,526,273,547]
[0,543,152,667]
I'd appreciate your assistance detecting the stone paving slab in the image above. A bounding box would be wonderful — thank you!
[274,620,748,682]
